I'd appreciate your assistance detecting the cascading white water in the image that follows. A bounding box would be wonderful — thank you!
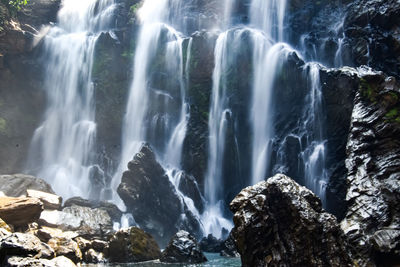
[110,0,200,226]
[301,63,328,203]
[249,0,287,184]
[26,0,115,200]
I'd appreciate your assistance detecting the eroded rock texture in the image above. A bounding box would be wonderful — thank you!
[230,174,353,267]
[341,70,400,266]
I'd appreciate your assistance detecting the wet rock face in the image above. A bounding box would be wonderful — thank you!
[160,230,207,264]
[342,70,400,266]
[230,174,354,267]
[117,144,201,247]
[344,0,400,78]
[199,234,223,253]
[108,227,161,263]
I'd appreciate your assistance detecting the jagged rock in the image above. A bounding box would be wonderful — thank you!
[84,248,106,264]
[230,174,354,267]
[199,234,223,253]
[6,255,76,267]
[341,70,400,266]
[220,231,239,258]
[108,227,161,263]
[26,189,62,210]
[35,226,78,242]
[38,205,113,239]
[0,197,43,227]
[47,237,82,263]
[0,232,55,260]
[63,197,122,222]
[0,174,54,197]
[74,237,92,254]
[160,230,207,264]
[117,144,202,247]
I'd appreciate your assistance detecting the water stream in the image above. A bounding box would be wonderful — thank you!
[26,0,116,201]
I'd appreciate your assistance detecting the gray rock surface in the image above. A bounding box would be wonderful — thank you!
[0,174,54,197]
[160,230,207,264]
[230,174,354,267]
[0,196,43,227]
[6,255,76,267]
[38,205,113,239]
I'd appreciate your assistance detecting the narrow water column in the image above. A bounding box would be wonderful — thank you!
[26,0,116,200]
[248,0,287,184]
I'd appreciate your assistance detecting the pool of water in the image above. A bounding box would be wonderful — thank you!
[85,253,241,267]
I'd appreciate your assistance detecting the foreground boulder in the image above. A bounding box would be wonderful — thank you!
[230,174,354,267]
[6,256,76,267]
[0,232,55,260]
[160,230,207,264]
[117,144,202,247]
[0,174,55,197]
[108,227,161,263]
[0,197,43,227]
[38,205,113,239]
[341,70,400,266]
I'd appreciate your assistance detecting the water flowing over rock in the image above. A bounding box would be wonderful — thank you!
[0,197,43,228]
[108,227,161,263]
[117,144,201,247]
[160,230,207,264]
[230,174,354,267]
[341,69,400,266]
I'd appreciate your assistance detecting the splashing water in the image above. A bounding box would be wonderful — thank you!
[26,0,116,200]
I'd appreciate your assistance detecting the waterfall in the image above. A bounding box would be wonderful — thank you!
[110,0,199,227]
[301,63,328,203]
[248,0,287,184]
[26,0,115,200]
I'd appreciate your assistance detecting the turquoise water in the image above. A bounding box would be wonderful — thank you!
[85,254,241,267]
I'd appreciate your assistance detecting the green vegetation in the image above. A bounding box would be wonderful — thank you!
[1,0,29,14]
[385,107,400,123]
[360,78,378,103]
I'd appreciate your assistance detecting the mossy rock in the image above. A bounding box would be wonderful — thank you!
[108,227,161,263]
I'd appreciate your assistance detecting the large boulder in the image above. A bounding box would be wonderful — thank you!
[0,232,55,260]
[63,197,122,222]
[160,230,207,264]
[26,189,61,210]
[38,205,113,239]
[0,174,54,197]
[230,174,354,267]
[117,144,202,247]
[108,227,161,263]
[0,197,43,227]
[341,70,400,266]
